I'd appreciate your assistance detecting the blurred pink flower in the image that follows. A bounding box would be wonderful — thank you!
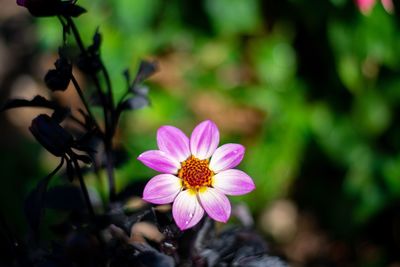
[138,120,255,230]
[381,0,394,13]
[355,0,394,14]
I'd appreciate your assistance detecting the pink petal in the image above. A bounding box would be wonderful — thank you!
[212,169,255,196]
[157,126,190,162]
[209,144,245,173]
[172,189,204,230]
[355,0,376,14]
[143,174,182,204]
[137,150,180,174]
[198,187,231,223]
[190,120,220,160]
[381,0,394,13]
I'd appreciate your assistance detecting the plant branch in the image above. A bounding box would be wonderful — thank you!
[62,16,117,201]
[70,155,95,218]
[71,74,102,132]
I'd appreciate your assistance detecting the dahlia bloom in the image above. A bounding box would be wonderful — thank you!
[355,0,394,14]
[138,120,255,230]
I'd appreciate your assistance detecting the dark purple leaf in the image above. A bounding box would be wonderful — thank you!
[29,114,73,157]
[52,107,71,123]
[1,95,57,112]
[107,208,151,235]
[91,29,102,52]
[60,3,86,17]
[18,0,86,17]
[123,69,131,88]
[77,53,101,74]
[133,60,158,86]
[22,0,61,17]
[45,57,72,92]
[72,129,101,154]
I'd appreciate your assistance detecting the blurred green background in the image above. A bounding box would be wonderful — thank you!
[2,0,400,265]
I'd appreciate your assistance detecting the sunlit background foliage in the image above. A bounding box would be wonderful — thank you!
[2,0,400,265]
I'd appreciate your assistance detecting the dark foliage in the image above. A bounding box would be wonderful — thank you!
[0,1,287,266]
[18,0,86,17]
[29,114,73,157]
[45,55,73,92]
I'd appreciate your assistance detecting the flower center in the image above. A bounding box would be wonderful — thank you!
[178,156,213,189]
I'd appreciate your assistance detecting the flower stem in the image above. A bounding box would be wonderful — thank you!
[62,16,117,203]
[71,74,102,132]
[105,143,116,201]
[71,157,95,218]
[63,16,109,133]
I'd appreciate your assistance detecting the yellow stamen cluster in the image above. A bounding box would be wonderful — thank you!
[178,156,213,190]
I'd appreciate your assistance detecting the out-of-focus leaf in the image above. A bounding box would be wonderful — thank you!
[251,37,296,87]
[133,60,158,86]
[194,224,274,266]
[120,95,150,111]
[115,180,147,201]
[131,243,175,267]
[232,255,288,267]
[205,0,261,35]
[106,207,150,234]
[337,55,362,93]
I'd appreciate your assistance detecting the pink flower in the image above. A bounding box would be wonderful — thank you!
[138,120,255,230]
[355,0,394,14]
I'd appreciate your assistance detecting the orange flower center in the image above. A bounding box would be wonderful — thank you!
[178,156,213,190]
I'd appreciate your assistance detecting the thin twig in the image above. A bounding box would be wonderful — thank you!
[71,74,102,132]
[71,156,95,218]
[64,16,110,134]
